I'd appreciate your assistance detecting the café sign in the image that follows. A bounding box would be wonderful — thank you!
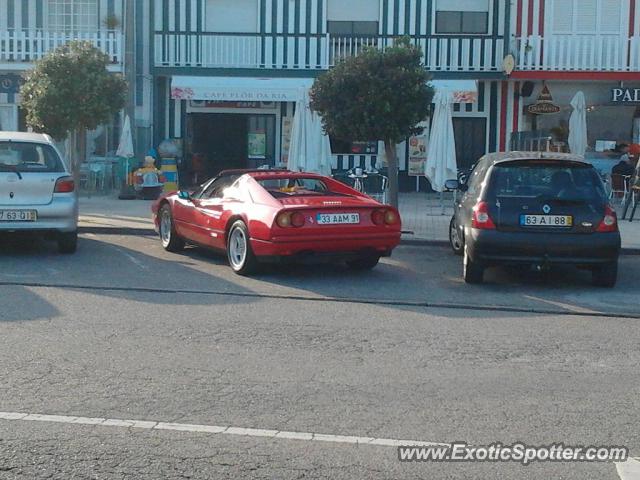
[611,87,640,104]
[527,85,561,115]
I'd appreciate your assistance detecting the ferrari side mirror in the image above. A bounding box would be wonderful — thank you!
[178,190,192,201]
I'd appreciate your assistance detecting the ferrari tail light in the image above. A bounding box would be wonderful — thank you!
[371,209,399,226]
[384,210,399,225]
[54,176,75,193]
[371,210,385,225]
[291,212,305,227]
[276,211,305,228]
[472,201,496,230]
[596,205,618,232]
[276,212,292,228]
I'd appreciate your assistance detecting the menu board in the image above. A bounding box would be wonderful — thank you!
[281,117,293,165]
[408,129,428,177]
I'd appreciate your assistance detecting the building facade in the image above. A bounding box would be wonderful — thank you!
[504,0,640,154]
[145,0,511,189]
[0,0,125,156]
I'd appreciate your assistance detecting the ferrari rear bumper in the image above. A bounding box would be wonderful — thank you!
[251,232,401,258]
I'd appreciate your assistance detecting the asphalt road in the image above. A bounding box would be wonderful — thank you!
[0,233,639,479]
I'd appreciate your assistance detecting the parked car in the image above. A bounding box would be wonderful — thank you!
[0,132,78,253]
[447,152,621,287]
[151,169,401,275]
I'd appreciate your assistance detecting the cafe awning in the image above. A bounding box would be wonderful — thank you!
[430,79,478,103]
[170,76,314,102]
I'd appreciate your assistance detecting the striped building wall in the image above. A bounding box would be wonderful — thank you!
[0,0,124,32]
[511,0,639,37]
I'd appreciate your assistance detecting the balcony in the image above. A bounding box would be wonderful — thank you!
[154,32,505,73]
[514,35,640,72]
[0,30,123,71]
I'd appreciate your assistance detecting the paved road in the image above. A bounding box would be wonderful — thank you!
[0,234,638,479]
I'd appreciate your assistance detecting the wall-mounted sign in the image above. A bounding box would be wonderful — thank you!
[189,100,276,109]
[611,88,640,104]
[248,132,266,159]
[0,74,23,95]
[527,85,561,115]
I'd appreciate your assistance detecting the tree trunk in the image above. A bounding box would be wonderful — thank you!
[67,128,84,183]
[384,140,399,208]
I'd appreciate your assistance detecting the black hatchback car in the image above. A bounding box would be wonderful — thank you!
[447,152,621,287]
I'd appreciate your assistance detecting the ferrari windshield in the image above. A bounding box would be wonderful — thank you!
[0,142,65,173]
[258,177,345,198]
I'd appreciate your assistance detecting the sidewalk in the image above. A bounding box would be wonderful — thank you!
[78,193,640,250]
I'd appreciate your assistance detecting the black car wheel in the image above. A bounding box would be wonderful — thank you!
[58,230,78,254]
[159,205,185,252]
[346,255,381,271]
[463,249,484,284]
[592,262,618,288]
[449,216,464,256]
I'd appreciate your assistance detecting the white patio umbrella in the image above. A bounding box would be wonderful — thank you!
[425,91,457,193]
[568,91,588,156]
[287,89,332,175]
[116,114,134,185]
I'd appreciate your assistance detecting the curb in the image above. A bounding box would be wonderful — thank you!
[78,226,640,255]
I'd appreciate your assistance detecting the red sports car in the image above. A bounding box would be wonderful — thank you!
[151,169,401,274]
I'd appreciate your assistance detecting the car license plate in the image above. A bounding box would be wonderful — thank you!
[520,215,572,227]
[316,213,360,225]
[0,210,37,222]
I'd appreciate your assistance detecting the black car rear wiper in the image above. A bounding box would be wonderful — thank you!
[0,164,22,179]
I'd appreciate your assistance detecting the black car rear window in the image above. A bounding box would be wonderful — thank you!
[488,162,607,202]
[0,141,65,173]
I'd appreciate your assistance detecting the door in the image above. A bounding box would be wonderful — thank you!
[453,117,487,171]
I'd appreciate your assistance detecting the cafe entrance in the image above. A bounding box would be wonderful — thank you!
[185,109,277,185]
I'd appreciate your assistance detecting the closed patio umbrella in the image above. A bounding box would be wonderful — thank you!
[287,89,332,175]
[425,91,457,193]
[116,115,135,186]
[568,91,587,156]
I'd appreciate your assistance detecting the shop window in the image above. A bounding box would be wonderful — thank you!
[330,138,378,156]
[435,0,489,35]
[47,0,99,32]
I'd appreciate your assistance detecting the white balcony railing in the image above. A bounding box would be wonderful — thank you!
[515,35,640,72]
[0,30,122,66]
[154,32,505,72]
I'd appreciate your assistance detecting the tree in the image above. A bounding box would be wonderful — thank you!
[309,37,434,208]
[20,40,127,176]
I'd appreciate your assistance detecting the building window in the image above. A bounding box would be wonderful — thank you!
[435,0,490,35]
[205,0,259,33]
[330,138,378,155]
[48,0,99,32]
[327,21,379,36]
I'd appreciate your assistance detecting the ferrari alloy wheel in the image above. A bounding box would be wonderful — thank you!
[159,205,184,252]
[449,216,464,256]
[227,220,258,275]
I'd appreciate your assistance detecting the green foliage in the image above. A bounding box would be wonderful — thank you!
[20,41,127,140]
[309,37,434,145]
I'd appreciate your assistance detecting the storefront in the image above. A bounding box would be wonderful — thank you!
[162,76,497,190]
[515,81,640,153]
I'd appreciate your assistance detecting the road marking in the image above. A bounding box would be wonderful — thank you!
[109,245,149,270]
[0,411,445,448]
[617,458,640,479]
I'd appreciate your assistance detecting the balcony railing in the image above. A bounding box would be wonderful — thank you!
[154,32,505,72]
[515,35,640,72]
[0,29,122,66]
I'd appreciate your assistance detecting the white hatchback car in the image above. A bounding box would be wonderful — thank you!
[0,132,79,253]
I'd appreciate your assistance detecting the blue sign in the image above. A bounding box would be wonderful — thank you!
[0,74,23,94]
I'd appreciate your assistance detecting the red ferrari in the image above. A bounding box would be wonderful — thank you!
[151,169,401,275]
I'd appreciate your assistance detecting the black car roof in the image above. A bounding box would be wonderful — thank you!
[479,151,590,167]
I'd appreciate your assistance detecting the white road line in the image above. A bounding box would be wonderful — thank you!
[109,246,149,270]
[0,411,445,448]
[617,458,640,480]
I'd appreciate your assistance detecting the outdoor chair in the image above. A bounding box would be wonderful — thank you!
[362,173,389,204]
[609,174,631,206]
